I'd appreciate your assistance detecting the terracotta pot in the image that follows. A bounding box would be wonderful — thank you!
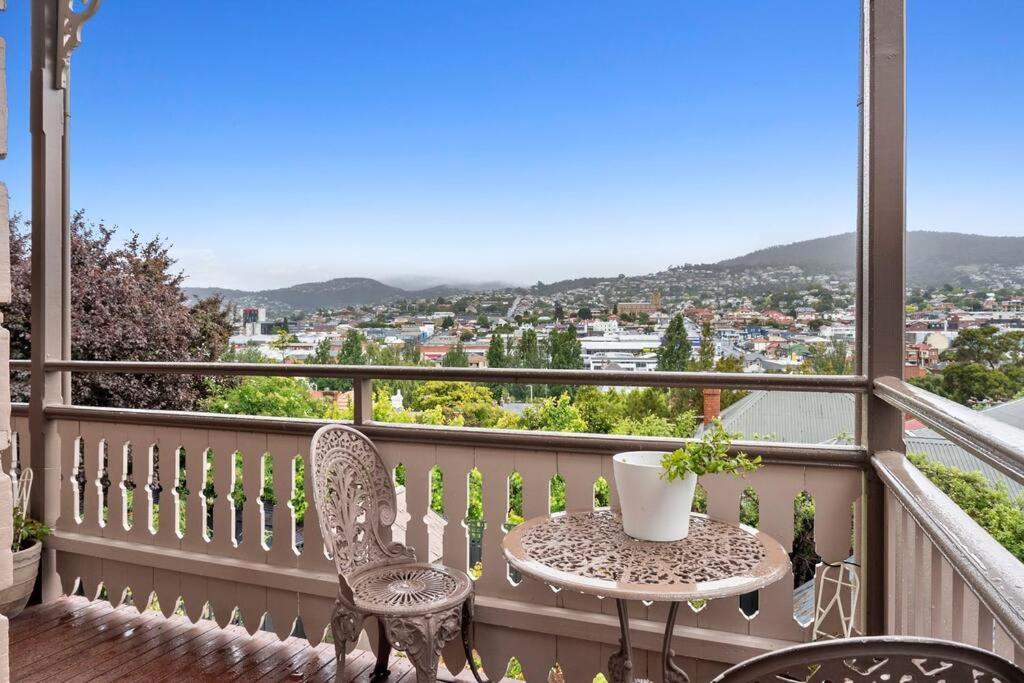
[0,540,42,618]
[613,451,697,542]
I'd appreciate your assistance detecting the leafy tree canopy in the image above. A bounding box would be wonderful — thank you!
[5,212,233,410]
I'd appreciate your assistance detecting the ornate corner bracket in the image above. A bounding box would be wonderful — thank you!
[57,0,102,89]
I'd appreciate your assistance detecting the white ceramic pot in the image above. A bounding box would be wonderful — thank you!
[613,451,697,542]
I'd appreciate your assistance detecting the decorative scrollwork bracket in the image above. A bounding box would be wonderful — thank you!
[56,0,102,89]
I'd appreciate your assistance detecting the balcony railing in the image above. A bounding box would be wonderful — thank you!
[4,362,1023,677]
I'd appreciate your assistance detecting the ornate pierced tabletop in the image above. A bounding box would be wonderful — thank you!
[503,510,790,683]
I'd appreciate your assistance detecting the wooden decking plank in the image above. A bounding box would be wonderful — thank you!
[10,601,147,674]
[53,612,207,683]
[16,608,170,683]
[216,630,308,680]
[10,598,113,644]
[237,636,311,681]
[148,623,251,682]
[254,640,319,682]
[261,643,337,683]
[101,617,227,681]
[66,615,219,681]
[306,649,375,683]
[11,604,154,677]
[189,630,281,680]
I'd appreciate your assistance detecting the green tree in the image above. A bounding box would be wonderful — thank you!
[440,316,455,330]
[697,320,715,371]
[411,381,503,427]
[308,338,347,391]
[574,387,626,434]
[441,341,470,368]
[514,329,546,368]
[658,315,692,372]
[578,307,593,320]
[519,394,588,432]
[909,453,1024,561]
[801,340,853,375]
[486,335,509,369]
[338,330,366,366]
[204,376,338,419]
[549,327,583,370]
[943,325,1023,369]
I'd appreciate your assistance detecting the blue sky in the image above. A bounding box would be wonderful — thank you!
[2,2,1022,289]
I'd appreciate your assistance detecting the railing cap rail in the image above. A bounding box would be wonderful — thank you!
[8,358,869,393]
[874,376,1024,486]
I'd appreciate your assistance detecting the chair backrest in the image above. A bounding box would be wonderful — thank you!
[310,424,412,577]
[712,636,1023,682]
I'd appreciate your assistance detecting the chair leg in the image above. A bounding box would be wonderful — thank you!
[462,599,488,683]
[372,619,393,680]
[331,601,364,683]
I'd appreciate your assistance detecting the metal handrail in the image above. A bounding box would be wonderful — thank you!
[7,358,869,392]
[874,376,1024,486]
[873,451,1024,649]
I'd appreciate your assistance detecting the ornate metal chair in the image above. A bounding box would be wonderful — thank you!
[311,424,486,683]
[711,636,1023,682]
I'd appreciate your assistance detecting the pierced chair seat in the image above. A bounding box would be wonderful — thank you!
[350,563,473,616]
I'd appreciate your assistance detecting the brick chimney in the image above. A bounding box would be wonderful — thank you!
[702,388,722,425]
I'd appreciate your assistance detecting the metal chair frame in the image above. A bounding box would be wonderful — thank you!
[311,424,486,683]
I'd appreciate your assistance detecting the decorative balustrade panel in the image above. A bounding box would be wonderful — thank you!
[3,412,868,680]
[884,487,1024,667]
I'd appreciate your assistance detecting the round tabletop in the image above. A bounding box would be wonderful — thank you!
[502,510,791,602]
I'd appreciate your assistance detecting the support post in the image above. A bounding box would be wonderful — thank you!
[856,0,906,636]
[28,0,66,602]
[352,378,373,426]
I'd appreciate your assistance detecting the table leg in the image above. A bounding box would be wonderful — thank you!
[662,602,689,683]
[608,599,635,683]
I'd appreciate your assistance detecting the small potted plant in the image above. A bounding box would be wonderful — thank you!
[613,420,761,542]
[0,507,52,618]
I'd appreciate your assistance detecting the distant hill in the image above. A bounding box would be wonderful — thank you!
[185,277,506,313]
[718,231,1024,285]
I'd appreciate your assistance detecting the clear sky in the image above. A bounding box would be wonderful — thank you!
[2,2,1022,290]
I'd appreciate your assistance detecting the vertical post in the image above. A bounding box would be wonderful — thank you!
[857,0,906,636]
[29,0,67,601]
[0,2,16,675]
[352,378,373,426]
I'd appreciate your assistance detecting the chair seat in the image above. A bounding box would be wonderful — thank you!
[350,563,473,616]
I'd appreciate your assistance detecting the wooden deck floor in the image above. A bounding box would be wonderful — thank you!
[8,596,419,682]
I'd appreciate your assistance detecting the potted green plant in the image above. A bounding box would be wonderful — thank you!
[0,508,52,618]
[613,420,761,541]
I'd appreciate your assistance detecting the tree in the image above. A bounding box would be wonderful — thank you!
[549,327,583,370]
[440,316,455,330]
[519,395,588,433]
[908,453,1024,562]
[697,320,715,371]
[801,340,853,375]
[204,376,338,419]
[943,325,1023,369]
[5,212,233,410]
[486,335,508,369]
[308,338,348,391]
[269,329,296,354]
[411,381,502,427]
[657,315,692,372]
[553,302,565,321]
[514,329,546,368]
[578,307,593,320]
[476,314,489,327]
[441,341,470,368]
[338,330,365,365]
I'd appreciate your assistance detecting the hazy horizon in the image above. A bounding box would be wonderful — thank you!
[3,2,1022,290]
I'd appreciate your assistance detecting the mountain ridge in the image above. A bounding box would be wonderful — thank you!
[185,230,1024,312]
